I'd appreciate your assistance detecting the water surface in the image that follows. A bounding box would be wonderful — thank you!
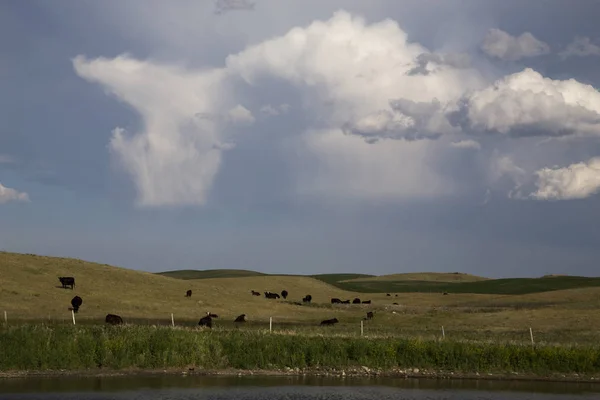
[1,374,600,399]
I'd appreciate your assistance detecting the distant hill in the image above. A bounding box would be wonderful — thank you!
[157,269,266,280]
[341,272,489,283]
[156,269,600,295]
[320,275,600,295]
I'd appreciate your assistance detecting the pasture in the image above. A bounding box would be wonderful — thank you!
[1,251,600,346]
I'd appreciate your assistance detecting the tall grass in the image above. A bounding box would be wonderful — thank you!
[1,324,600,375]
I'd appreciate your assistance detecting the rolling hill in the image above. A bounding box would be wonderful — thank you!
[157,269,266,280]
[158,268,600,295]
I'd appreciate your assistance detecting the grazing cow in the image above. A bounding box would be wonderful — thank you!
[105,314,123,325]
[302,294,312,303]
[198,314,212,329]
[361,300,371,304]
[352,298,361,304]
[264,291,280,299]
[393,302,399,305]
[185,290,192,297]
[365,311,374,320]
[251,290,260,296]
[281,290,288,299]
[58,276,75,290]
[320,318,339,326]
[331,298,342,304]
[70,296,82,313]
[386,293,391,296]
[234,314,247,323]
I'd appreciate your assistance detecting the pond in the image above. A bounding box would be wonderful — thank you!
[1,374,600,399]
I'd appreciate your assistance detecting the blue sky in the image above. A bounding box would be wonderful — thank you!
[2,0,600,277]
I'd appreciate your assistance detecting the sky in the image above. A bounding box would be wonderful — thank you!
[2,0,600,278]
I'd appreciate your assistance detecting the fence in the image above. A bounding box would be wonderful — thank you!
[3,309,548,346]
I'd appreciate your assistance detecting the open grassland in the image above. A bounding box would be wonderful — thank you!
[2,252,600,348]
[2,325,600,376]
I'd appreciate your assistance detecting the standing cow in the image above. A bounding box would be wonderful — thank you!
[70,296,82,313]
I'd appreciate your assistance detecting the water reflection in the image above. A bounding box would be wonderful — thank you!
[1,374,599,399]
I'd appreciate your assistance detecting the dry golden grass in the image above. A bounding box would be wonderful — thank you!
[341,272,489,283]
[1,252,600,344]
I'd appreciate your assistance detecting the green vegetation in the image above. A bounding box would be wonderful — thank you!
[1,324,599,375]
[317,276,600,295]
[157,269,266,280]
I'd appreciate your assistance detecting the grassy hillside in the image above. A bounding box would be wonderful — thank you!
[3,251,600,345]
[157,269,266,280]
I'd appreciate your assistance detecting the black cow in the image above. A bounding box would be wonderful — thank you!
[352,298,361,304]
[105,314,123,325]
[393,302,399,305]
[365,311,374,320]
[302,294,312,303]
[234,314,247,323]
[331,298,342,304]
[251,290,261,296]
[185,290,192,297]
[58,276,75,289]
[320,318,339,326]
[70,296,82,313]
[361,300,371,304]
[198,314,212,328]
[264,291,280,299]
[386,293,391,296]
[442,292,449,295]
[281,290,288,299]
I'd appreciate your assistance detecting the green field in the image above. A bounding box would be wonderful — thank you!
[161,268,600,296]
[2,325,599,377]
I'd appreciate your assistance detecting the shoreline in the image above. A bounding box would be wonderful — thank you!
[1,367,600,384]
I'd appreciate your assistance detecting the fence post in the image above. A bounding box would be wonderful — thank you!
[529,327,534,347]
[442,325,445,339]
[171,313,175,327]
[71,309,76,325]
[269,317,272,332]
[360,320,364,336]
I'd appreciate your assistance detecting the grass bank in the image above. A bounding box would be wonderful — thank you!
[1,325,599,376]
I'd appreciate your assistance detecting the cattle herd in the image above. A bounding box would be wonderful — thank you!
[56,276,379,329]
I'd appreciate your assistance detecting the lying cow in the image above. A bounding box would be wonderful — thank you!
[105,314,123,325]
[234,314,247,323]
[320,318,339,326]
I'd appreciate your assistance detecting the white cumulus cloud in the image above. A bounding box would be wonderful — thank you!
[451,68,600,138]
[530,157,600,200]
[0,182,30,204]
[481,28,550,61]
[73,10,600,207]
